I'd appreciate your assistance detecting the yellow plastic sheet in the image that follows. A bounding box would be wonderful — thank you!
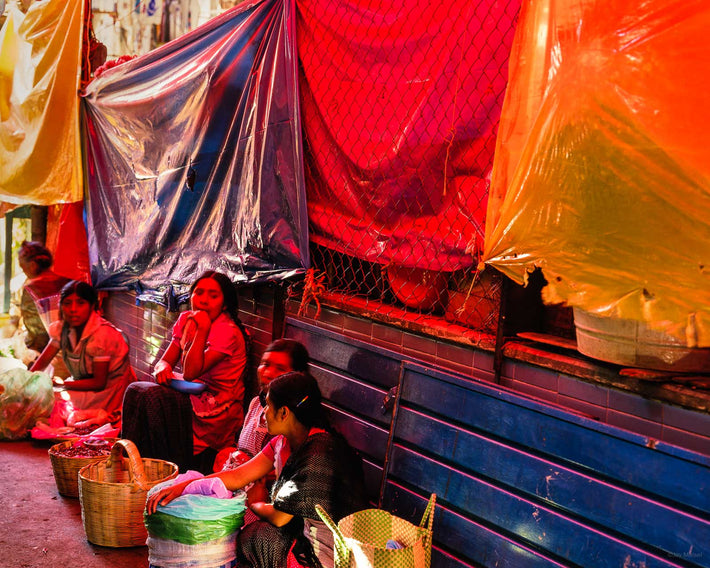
[483,0,710,347]
[0,0,84,205]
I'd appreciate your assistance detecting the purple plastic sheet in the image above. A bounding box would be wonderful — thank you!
[82,0,308,302]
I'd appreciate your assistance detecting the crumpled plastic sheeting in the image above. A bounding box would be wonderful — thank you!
[0,0,84,204]
[82,0,308,296]
[483,0,710,347]
[0,368,54,440]
[146,474,246,545]
[298,0,519,271]
[45,202,92,283]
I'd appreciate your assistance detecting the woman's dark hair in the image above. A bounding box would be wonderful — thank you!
[60,280,99,310]
[267,371,328,429]
[59,281,98,338]
[190,271,240,324]
[19,241,53,272]
[264,339,310,372]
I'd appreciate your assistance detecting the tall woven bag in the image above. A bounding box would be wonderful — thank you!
[316,494,436,568]
[78,439,178,547]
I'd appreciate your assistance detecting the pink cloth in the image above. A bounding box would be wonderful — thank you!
[168,470,232,499]
[183,476,232,499]
[261,435,291,478]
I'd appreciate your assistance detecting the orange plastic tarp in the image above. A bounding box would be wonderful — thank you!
[483,0,710,347]
[0,0,84,205]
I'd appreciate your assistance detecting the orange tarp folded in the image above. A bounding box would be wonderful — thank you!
[483,0,710,347]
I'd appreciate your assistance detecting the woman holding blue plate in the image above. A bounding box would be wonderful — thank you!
[121,271,249,473]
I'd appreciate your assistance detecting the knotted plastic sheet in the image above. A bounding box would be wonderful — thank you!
[82,0,308,297]
[0,0,84,204]
[483,0,710,346]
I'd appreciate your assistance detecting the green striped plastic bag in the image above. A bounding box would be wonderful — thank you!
[316,494,436,568]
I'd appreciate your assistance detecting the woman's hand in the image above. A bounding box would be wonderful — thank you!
[59,367,109,391]
[153,359,174,385]
[67,408,109,428]
[180,310,220,380]
[187,310,213,333]
[250,502,294,527]
[145,480,190,515]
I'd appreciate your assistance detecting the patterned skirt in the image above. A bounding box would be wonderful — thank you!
[121,381,193,472]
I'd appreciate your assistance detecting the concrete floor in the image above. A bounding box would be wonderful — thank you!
[0,438,149,568]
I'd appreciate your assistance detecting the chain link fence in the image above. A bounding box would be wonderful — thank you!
[296,0,520,335]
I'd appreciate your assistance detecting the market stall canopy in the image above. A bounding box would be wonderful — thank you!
[82,0,308,300]
[0,0,84,204]
[483,0,710,347]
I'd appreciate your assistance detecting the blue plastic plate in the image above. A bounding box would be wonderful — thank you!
[169,379,207,394]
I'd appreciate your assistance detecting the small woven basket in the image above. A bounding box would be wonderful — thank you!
[78,438,178,547]
[48,438,117,498]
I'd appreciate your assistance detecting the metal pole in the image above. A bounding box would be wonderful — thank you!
[4,210,13,313]
[378,362,405,508]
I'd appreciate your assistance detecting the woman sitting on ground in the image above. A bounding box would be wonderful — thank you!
[147,371,368,568]
[122,270,249,473]
[216,338,311,471]
[17,241,71,353]
[30,280,135,428]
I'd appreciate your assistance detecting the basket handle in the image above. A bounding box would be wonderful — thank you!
[419,493,436,532]
[316,505,347,550]
[106,438,149,491]
[419,493,436,566]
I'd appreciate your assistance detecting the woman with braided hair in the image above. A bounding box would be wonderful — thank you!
[147,370,367,567]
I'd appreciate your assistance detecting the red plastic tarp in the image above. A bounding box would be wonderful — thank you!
[46,202,91,283]
[82,0,308,299]
[297,0,519,272]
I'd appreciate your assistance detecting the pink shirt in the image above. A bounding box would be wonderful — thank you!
[172,311,247,452]
[48,312,135,422]
[260,428,327,477]
[261,435,292,477]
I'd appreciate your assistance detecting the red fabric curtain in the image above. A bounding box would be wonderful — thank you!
[46,202,91,283]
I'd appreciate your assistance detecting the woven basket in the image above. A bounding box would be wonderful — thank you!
[78,439,178,547]
[316,493,436,568]
[48,438,117,498]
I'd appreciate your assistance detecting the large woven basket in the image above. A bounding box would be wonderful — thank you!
[48,438,117,498]
[78,439,178,547]
[316,493,436,568]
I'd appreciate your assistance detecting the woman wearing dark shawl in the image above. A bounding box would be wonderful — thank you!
[146,371,367,567]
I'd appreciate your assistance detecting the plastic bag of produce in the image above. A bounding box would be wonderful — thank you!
[145,476,247,545]
[0,368,53,439]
